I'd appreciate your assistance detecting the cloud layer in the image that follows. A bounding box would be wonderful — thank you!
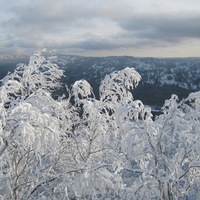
[1,0,200,57]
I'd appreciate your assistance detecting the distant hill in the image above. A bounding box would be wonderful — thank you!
[0,54,29,79]
[0,53,199,108]
[0,54,29,61]
[55,55,200,106]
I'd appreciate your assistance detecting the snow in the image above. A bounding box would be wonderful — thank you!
[0,50,200,199]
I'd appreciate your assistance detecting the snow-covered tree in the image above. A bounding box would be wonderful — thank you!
[0,49,200,199]
[0,48,63,107]
[58,79,125,199]
[0,50,66,199]
[119,93,200,199]
[99,67,141,109]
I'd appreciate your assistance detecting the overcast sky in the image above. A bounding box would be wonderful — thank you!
[0,0,200,57]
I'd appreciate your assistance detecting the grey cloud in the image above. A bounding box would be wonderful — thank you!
[3,37,117,52]
[2,0,131,35]
[2,0,200,55]
[2,2,97,36]
[4,1,101,31]
[118,14,200,43]
[67,39,118,50]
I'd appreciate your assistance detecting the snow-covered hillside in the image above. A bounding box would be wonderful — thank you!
[53,55,200,107]
[55,55,200,91]
[0,54,199,107]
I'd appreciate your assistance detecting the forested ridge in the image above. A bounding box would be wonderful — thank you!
[0,49,200,199]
